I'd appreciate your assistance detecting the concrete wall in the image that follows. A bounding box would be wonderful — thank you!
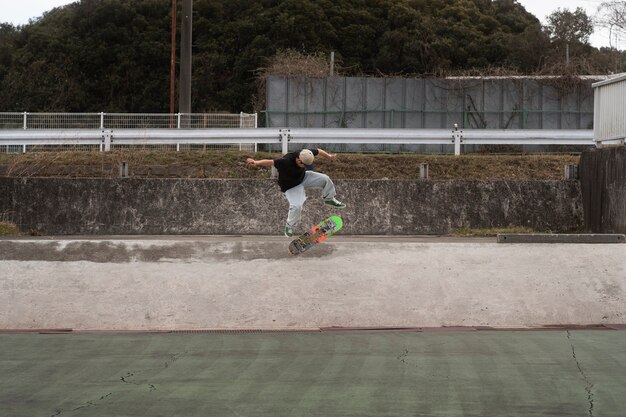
[580,146,626,233]
[0,178,583,235]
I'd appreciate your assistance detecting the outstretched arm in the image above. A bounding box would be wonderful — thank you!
[316,148,337,160]
[246,158,274,168]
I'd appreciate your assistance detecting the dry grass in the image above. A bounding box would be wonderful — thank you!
[0,150,580,180]
[0,211,19,236]
[452,226,535,237]
[0,222,18,236]
[314,153,580,180]
[259,49,332,78]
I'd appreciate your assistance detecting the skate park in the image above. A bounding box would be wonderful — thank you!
[2,113,626,416]
[2,115,626,417]
[2,222,626,416]
[2,146,626,416]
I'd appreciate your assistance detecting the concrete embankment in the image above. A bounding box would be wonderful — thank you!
[1,236,623,330]
[0,178,582,235]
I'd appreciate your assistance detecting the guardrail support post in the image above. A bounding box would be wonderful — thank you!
[102,130,112,152]
[23,112,28,130]
[273,128,291,179]
[452,124,462,155]
[100,112,105,129]
[279,129,290,155]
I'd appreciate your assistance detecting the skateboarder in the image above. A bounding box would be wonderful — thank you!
[246,148,346,237]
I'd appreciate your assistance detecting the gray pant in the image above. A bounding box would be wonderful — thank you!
[284,171,337,228]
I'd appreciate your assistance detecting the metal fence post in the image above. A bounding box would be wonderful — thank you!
[177,113,181,129]
[419,163,429,179]
[239,112,244,150]
[564,164,579,180]
[23,112,28,130]
[254,113,259,152]
[100,112,105,129]
[120,161,128,178]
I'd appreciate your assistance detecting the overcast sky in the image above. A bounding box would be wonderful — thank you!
[1,0,619,49]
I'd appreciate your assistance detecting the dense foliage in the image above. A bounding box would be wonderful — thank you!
[0,0,624,113]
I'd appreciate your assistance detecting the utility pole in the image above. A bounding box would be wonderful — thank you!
[179,0,192,118]
[169,0,176,124]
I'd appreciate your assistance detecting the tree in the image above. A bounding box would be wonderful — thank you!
[544,7,593,64]
[0,24,18,82]
[596,1,626,49]
[545,7,593,44]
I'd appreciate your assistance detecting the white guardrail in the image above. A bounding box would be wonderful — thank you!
[0,127,594,155]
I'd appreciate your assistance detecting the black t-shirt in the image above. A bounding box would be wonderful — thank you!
[273,148,319,192]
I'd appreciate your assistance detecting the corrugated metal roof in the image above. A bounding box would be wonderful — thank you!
[592,72,626,88]
[446,75,609,81]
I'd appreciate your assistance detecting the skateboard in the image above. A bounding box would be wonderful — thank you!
[288,215,343,255]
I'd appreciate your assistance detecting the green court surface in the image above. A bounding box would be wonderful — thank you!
[1,330,625,417]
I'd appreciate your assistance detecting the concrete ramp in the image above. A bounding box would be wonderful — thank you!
[1,236,624,330]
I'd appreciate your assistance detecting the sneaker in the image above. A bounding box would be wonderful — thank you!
[284,225,294,237]
[324,198,346,208]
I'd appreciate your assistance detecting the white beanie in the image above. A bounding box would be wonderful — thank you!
[299,149,314,165]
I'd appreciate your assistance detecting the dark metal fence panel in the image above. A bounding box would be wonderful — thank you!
[580,146,626,233]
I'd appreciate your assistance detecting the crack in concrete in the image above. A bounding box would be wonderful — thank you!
[71,392,113,411]
[120,371,156,392]
[49,392,112,416]
[567,330,594,417]
[72,400,96,411]
[120,372,140,385]
[164,352,184,368]
[49,352,186,415]
[120,352,187,392]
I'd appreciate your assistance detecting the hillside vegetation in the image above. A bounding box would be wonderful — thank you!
[0,0,624,113]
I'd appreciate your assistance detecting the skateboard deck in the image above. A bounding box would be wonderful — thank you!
[288,215,343,255]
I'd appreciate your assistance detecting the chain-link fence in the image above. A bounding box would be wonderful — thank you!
[0,112,258,153]
[0,112,257,129]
